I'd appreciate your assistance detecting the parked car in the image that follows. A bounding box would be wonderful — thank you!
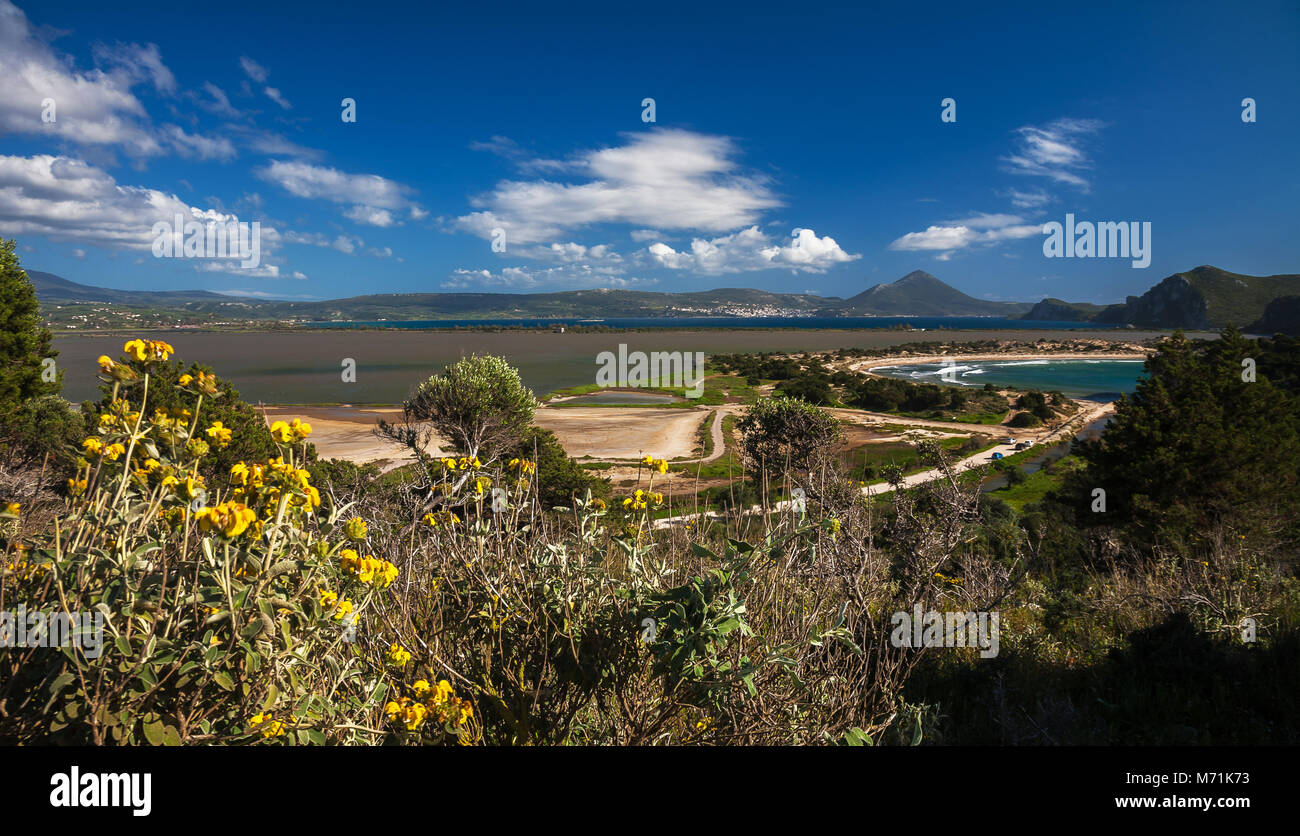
[1003,437,1015,444]
[991,452,1004,460]
[1015,441,1031,450]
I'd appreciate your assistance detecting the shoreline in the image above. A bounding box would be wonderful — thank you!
[850,350,1151,375]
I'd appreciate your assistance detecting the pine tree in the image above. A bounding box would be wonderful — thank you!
[0,238,60,407]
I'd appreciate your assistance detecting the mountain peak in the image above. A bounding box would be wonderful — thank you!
[842,270,1031,316]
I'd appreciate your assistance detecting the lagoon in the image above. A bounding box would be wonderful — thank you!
[52,329,1175,405]
[872,358,1147,400]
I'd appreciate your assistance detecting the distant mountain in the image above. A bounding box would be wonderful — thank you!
[1020,266,1299,329]
[1090,266,1299,329]
[1021,298,1111,322]
[30,268,1028,320]
[27,270,229,305]
[839,270,1031,316]
[31,265,1296,327]
[1249,296,1300,336]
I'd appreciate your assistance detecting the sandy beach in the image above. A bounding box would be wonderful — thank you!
[262,404,718,470]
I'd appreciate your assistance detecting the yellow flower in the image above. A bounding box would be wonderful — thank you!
[289,418,312,440]
[403,702,427,731]
[123,339,149,362]
[656,459,668,474]
[386,643,412,669]
[440,457,458,471]
[332,599,353,621]
[248,712,286,738]
[641,454,655,466]
[206,421,232,448]
[182,473,205,499]
[177,373,194,387]
[269,421,295,443]
[421,512,439,528]
[122,339,173,363]
[343,517,368,541]
[412,679,431,696]
[104,442,126,461]
[82,437,104,455]
[339,548,362,575]
[196,501,257,538]
[97,355,115,374]
[319,589,339,609]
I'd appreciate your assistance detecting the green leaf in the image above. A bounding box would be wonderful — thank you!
[142,720,164,746]
[212,671,235,692]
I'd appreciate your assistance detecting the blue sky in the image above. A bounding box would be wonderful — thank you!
[1,0,1296,304]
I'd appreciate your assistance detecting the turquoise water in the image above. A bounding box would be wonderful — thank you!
[872,358,1146,401]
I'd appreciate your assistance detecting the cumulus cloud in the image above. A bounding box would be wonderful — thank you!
[454,129,781,245]
[257,160,423,226]
[0,153,290,276]
[645,226,857,274]
[0,2,229,160]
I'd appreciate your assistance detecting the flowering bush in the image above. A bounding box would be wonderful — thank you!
[0,341,415,744]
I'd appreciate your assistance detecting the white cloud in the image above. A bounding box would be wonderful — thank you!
[195,81,242,118]
[454,129,781,244]
[1002,118,1104,191]
[160,124,236,161]
[645,226,857,274]
[238,56,268,83]
[263,86,292,110]
[443,264,652,291]
[1003,188,1051,209]
[343,205,394,227]
[514,241,623,264]
[283,229,393,258]
[888,215,1040,254]
[258,160,423,227]
[630,229,663,242]
[92,41,176,95]
[0,0,159,155]
[0,153,290,277]
[0,3,233,162]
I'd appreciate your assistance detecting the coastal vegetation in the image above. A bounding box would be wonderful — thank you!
[3,245,1298,745]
